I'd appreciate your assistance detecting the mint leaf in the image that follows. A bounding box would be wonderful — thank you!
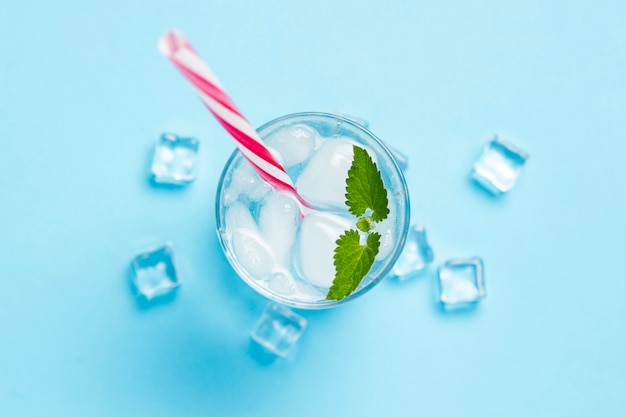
[326,230,381,301]
[356,216,375,232]
[345,145,390,222]
[325,145,391,301]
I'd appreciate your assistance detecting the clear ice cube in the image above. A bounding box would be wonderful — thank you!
[250,302,307,357]
[225,201,259,234]
[265,124,319,168]
[472,136,528,194]
[224,159,271,204]
[131,244,181,299]
[225,201,280,279]
[151,133,199,184]
[267,268,296,296]
[389,224,434,279]
[258,192,299,268]
[297,212,353,288]
[232,228,276,280]
[439,257,485,307]
[297,138,376,209]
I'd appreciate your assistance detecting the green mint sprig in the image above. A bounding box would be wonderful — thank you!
[326,145,389,301]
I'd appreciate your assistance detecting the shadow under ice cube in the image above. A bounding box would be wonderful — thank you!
[439,257,485,308]
[472,136,528,194]
[131,244,181,300]
[389,224,434,280]
[250,302,307,357]
[152,133,199,184]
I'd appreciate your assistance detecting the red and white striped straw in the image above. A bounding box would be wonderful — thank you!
[158,30,312,211]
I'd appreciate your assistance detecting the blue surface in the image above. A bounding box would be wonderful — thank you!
[1,1,625,416]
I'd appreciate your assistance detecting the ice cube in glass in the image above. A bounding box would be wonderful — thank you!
[152,133,199,184]
[250,302,307,357]
[264,124,318,168]
[472,136,528,194]
[439,257,485,307]
[296,138,360,209]
[131,244,181,299]
[389,224,434,279]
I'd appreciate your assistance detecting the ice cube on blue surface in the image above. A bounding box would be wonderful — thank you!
[389,224,434,279]
[250,302,307,357]
[472,136,528,194]
[152,133,199,184]
[131,244,181,299]
[439,257,485,307]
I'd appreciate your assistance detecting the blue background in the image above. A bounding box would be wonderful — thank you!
[1,1,625,416]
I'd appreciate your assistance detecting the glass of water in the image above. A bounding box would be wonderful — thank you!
[216,112,410,309]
